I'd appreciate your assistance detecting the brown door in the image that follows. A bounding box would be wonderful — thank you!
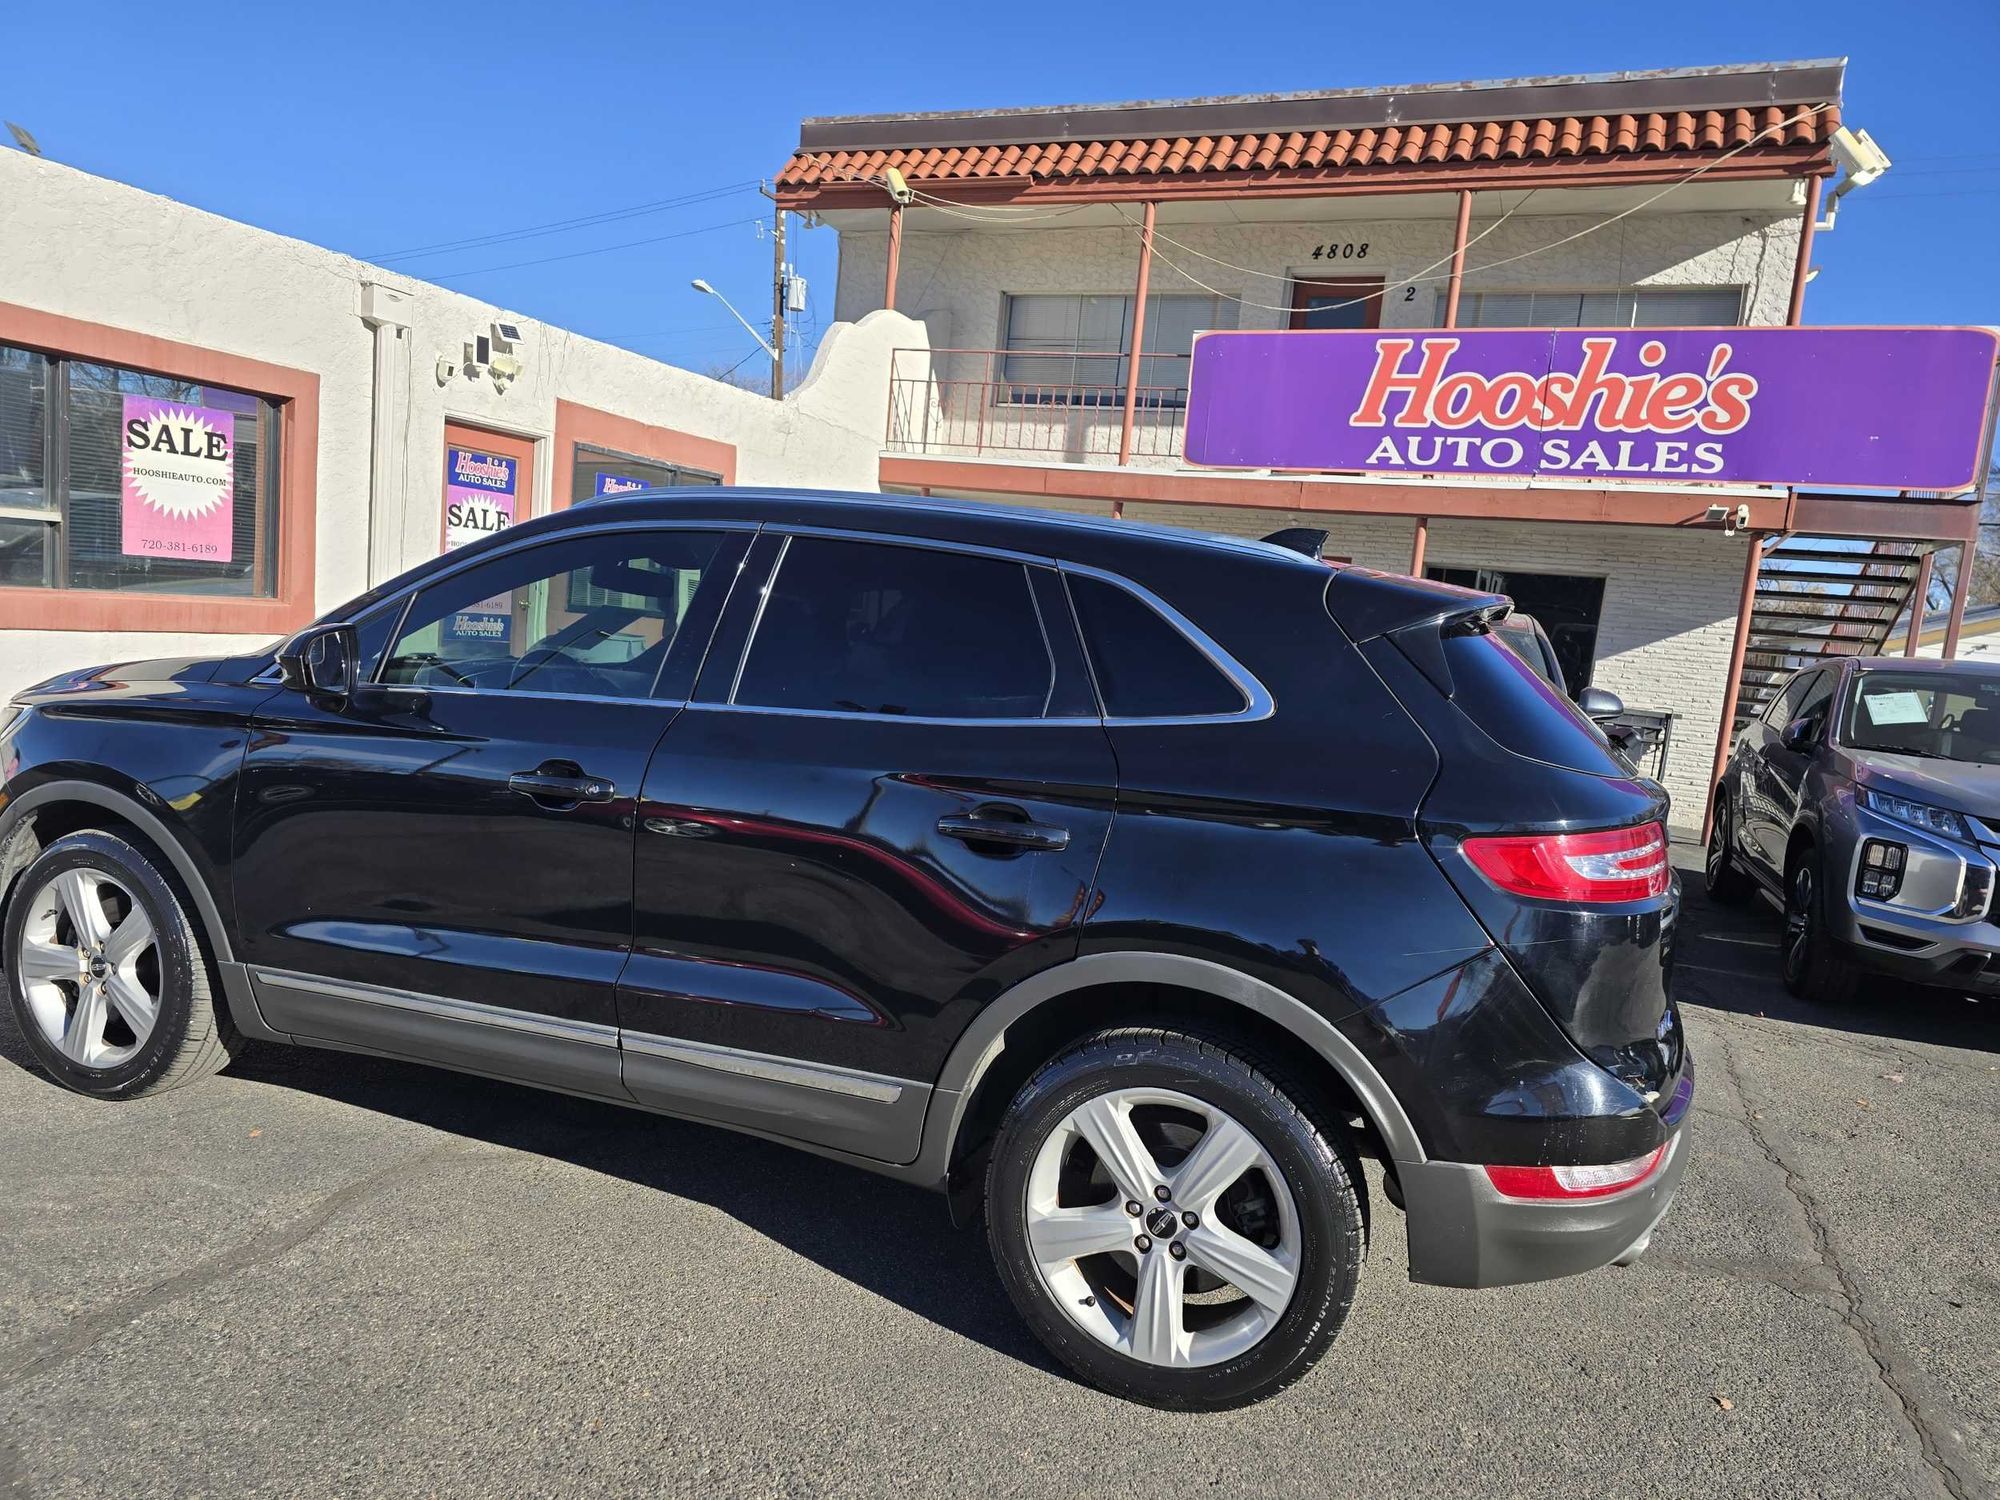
[441,422,536,558]
[1289,277,1384,331]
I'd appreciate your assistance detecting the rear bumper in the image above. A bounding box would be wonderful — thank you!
[1399,1104,1691,1290]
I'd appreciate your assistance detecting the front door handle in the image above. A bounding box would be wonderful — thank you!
[509,771,614,805]
[937,809,1071,852]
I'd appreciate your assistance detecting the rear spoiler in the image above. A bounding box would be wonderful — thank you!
[1327,568,1510,697]
[1326,566,1509,643]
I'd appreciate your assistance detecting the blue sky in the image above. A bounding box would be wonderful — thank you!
[4,0,1995,378]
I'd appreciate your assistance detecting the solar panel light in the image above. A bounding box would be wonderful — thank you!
[1857,839,1905,901]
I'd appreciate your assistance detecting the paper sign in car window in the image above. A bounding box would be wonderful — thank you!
[1863,690,1930,726]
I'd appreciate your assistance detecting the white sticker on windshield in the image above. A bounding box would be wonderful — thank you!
[1863,690,1929,726]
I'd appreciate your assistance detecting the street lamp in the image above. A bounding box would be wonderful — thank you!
[690,278,777,364]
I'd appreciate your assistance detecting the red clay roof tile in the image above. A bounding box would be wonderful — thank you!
[777,103,1837,197]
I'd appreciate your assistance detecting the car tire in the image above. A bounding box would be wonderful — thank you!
[1705,792,1753,905]
[3,829,239,1098]
[984,1025,1365,1410]
[1780,851,1861,1005]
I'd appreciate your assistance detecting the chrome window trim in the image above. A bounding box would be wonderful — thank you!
[250,968,619,1047]
[697,702,1096,728]
[620,1030,913,1104]
[727,529,1061,721]
[1058,561,1274,726]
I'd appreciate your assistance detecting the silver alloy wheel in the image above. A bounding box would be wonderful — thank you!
[1024,1086,1302,1369]
[14,867,160,1069]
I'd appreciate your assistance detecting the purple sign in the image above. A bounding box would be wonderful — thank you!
[1185,326,1999,491]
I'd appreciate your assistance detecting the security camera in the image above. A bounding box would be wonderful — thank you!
[1705,503,1752,537]
[1830,127,1892,190]
[435,355,459,386]
[489,353,523,390]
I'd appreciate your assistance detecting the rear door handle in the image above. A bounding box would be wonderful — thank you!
[936,810,1070,852]
[509,771,614,805]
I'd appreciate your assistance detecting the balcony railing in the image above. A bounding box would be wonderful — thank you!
[886,348,1190,465]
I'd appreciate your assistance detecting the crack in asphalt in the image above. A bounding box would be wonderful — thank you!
[0,1139,464,1395]
[1710,1021,1987,1500]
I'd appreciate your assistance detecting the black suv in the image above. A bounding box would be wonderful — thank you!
[0,490,1690,1409]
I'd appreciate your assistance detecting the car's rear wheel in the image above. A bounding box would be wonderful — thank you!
[1705,793,1752,904]
[985,1026,1364,1409]
[1781,853,1861,1004]
[4,830,238,1097]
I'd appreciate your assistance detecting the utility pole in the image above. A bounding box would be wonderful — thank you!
[770,196,787,399]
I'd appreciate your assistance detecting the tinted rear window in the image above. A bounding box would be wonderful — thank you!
[1441,627,1625,775]
[1068,574,1246,719]
[734,536,1052,718]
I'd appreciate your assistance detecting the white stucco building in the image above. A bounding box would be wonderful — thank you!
[776,58,1986,828]
[0,147,923,702]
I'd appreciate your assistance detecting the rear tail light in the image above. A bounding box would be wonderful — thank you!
[1484,1142,1669,1201]
[1461,821,1671,904]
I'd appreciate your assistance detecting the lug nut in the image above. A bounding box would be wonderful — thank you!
[1134,1235,1152,1253]
[1154,1185,1171,1201]
[1182,1211,1198,1229]
[1169,1242,1187,1261]
[1125,1201,1142,1217]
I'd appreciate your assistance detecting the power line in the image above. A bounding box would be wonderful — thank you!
[365,181,760,263]
[427,217,762,281]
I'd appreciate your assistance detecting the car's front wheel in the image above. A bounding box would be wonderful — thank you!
[1705,791,1752,904]
[4,829,238,1097]
[985,1026,1365,1409]
[1781,851,1861,1004]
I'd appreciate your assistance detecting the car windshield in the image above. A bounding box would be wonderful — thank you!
[1840,669,2000,764]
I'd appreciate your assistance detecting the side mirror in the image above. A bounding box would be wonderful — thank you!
[1575,686,1624,724]
[276,623,358,701]
[1780,715,1819,753]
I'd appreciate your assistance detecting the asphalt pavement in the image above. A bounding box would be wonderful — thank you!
[2,855,1995,1499]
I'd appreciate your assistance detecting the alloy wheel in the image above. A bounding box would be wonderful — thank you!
[1707,803,1729,884]
[14,867,161,1069]
[1783,864,1815,987]
[1024,1086,1301,1369]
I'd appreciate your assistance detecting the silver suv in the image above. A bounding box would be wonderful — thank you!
[1709,657,2000,1001]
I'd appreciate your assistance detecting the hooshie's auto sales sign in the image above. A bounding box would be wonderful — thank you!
[1184,326,1999,492]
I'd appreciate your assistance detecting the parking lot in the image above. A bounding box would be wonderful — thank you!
[2,852,1995,1500]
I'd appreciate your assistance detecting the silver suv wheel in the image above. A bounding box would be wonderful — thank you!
[1024,1085,1302,1369]
[15,868,161,1069]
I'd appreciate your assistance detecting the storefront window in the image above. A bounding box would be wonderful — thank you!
[0,342,279,596]
[573,443,721,504]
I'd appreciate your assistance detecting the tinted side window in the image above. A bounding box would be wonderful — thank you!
[382,529,722,699]
[1793,671,1836,737]
[1762,671,1813,727]
[733,537,1052,718]
[1067,574,1246,718]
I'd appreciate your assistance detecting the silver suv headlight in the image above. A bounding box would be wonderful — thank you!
[1860,788,1971,842]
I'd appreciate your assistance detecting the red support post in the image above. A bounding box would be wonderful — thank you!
[1786,176,1822,326]
[884,202,904,312]
[1703,533,1766,847]
[1443,190,1473,328]
[1409,516,1429,577]
[1944,542,1974,659]
[1904,550,1934,656]
[1118,201,1158,469]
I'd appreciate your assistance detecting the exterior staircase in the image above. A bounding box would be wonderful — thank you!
[1730,537,1932,731]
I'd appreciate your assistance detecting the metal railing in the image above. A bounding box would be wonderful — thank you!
[886,348,1190,463]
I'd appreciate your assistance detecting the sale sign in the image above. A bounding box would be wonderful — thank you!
[1184,327,2000,492]
[443,447,517,551]
[442,446,517,643]
[121,397,234,562]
